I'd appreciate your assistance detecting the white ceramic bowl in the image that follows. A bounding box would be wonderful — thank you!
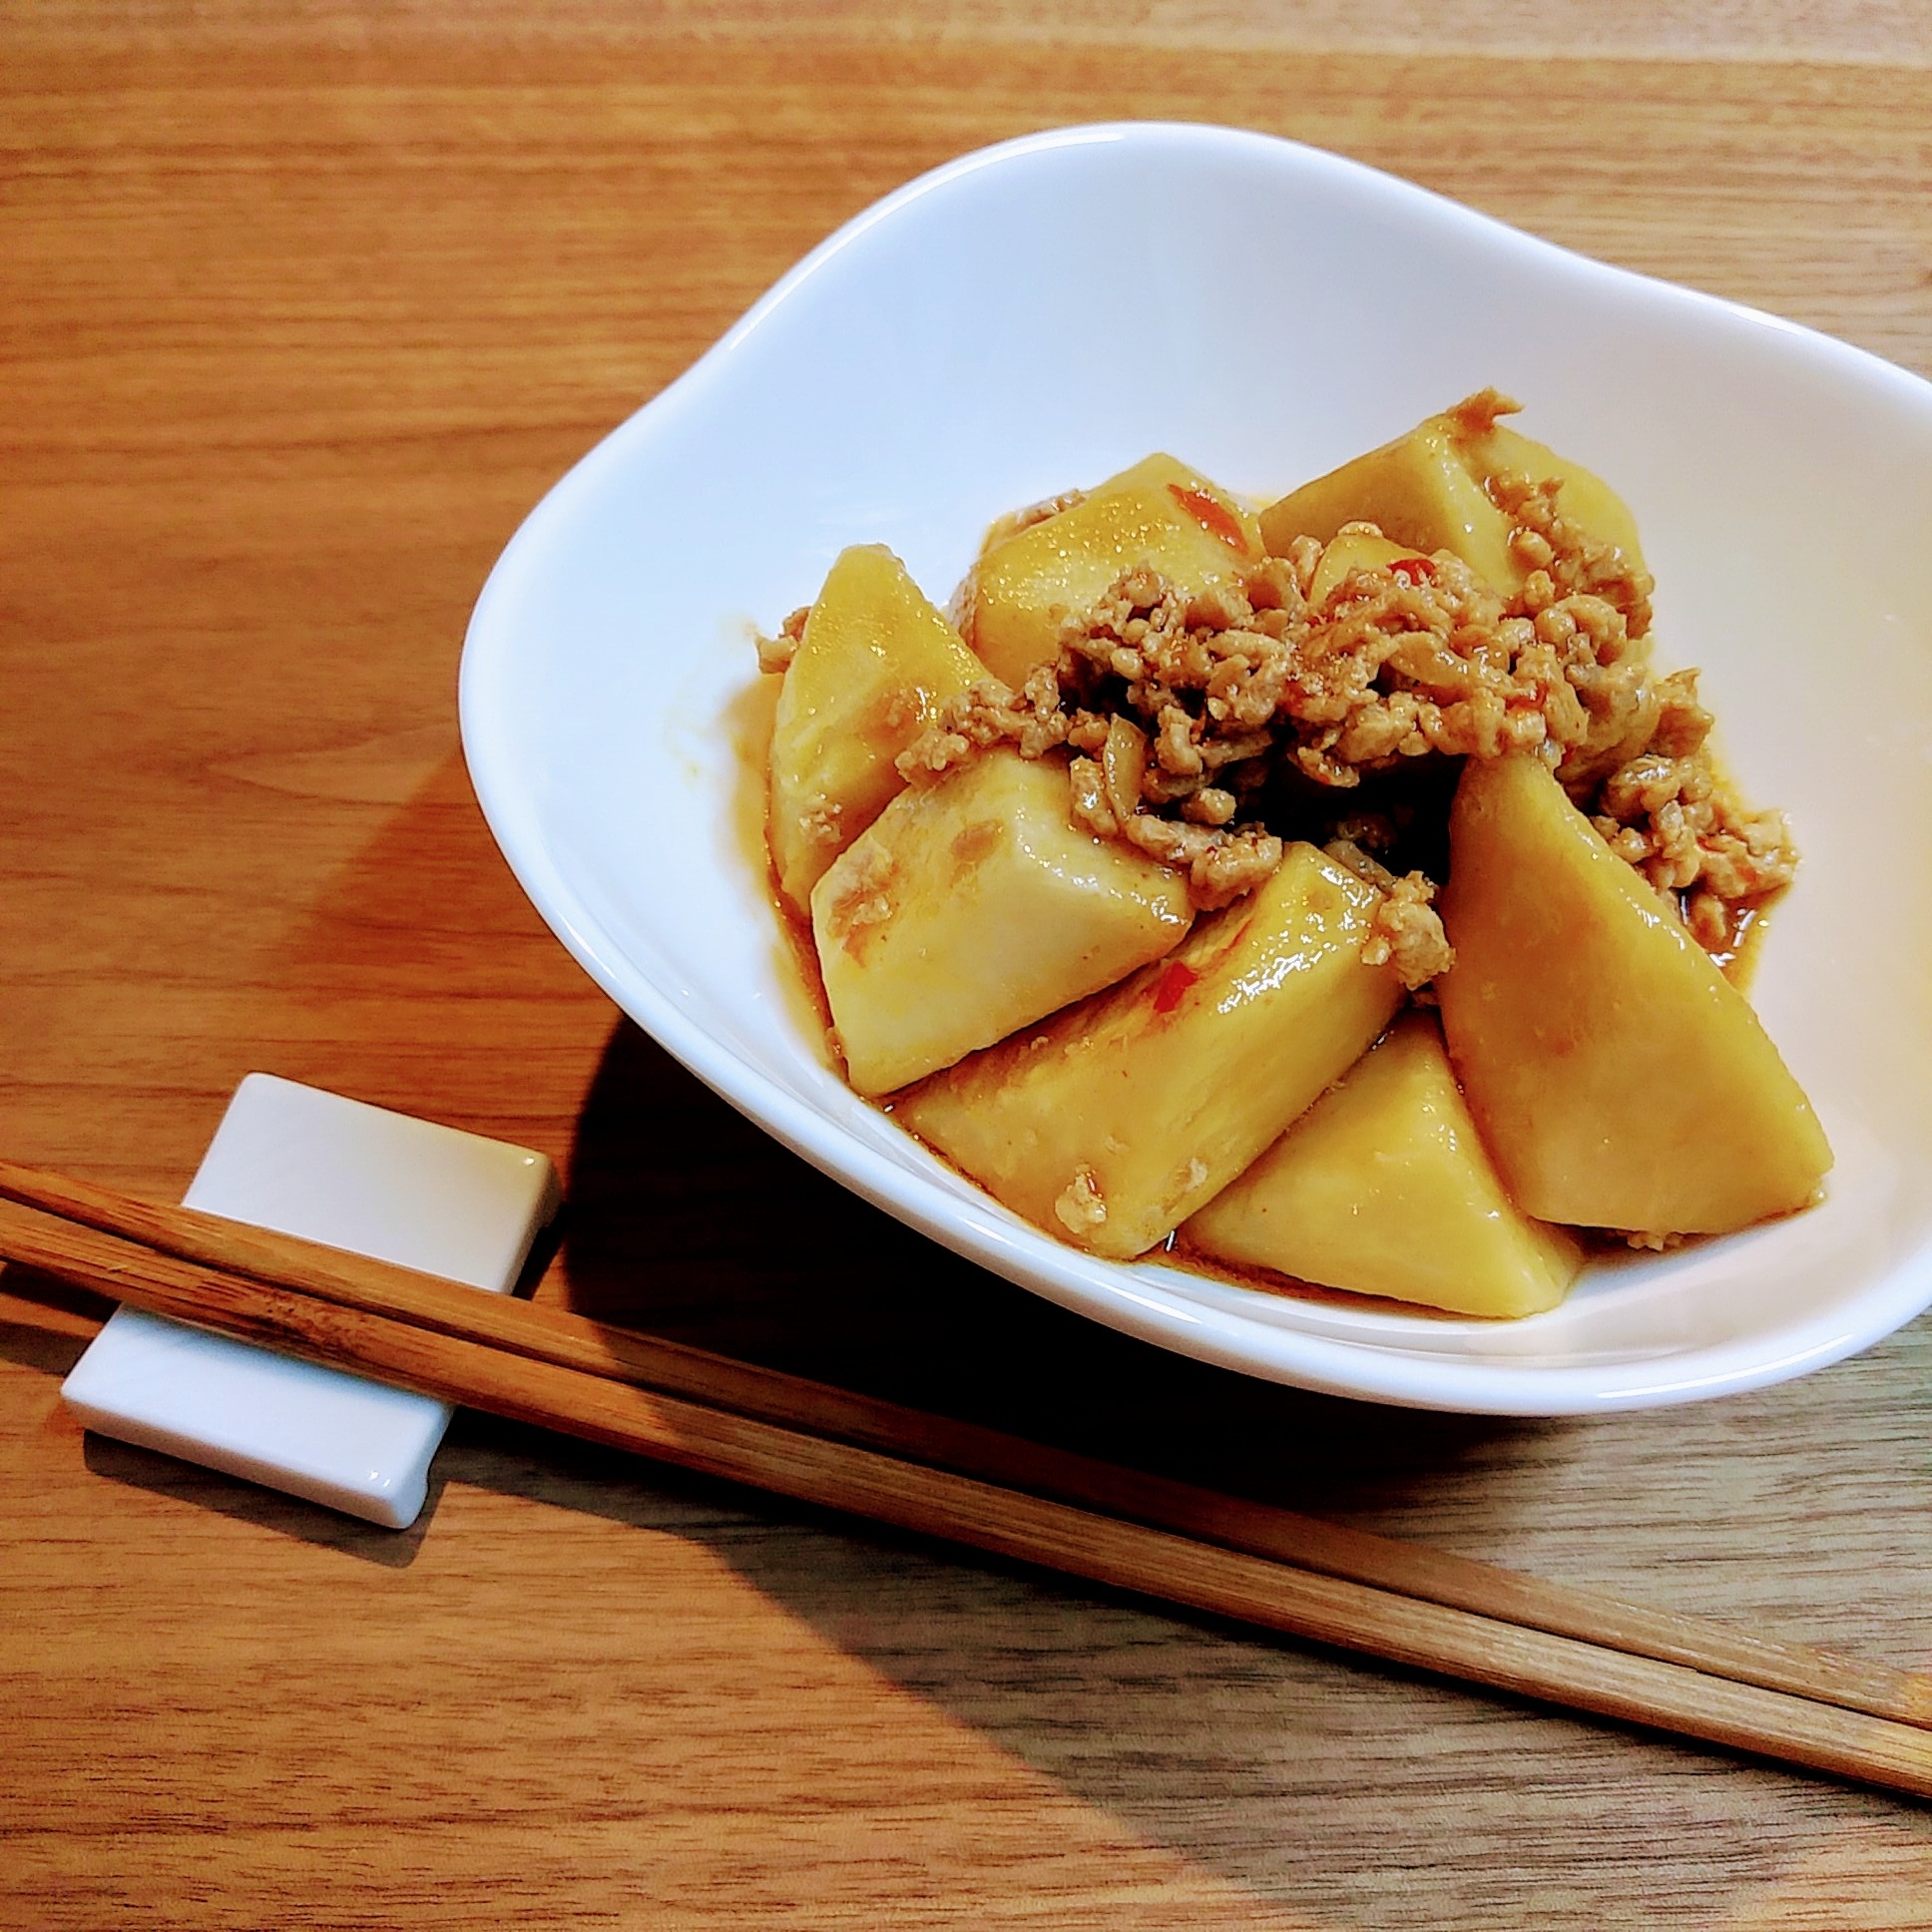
[461,123,1932,1414]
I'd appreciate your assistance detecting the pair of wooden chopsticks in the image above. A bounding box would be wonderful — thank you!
[2,1157,1927,1799]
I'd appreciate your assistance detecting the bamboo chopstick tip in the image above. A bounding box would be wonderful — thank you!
[1900,1674,1932,1732]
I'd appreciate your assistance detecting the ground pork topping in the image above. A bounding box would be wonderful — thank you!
[1487,470,1655,645]
[884,402,1784,983]
[983,488,1088,549]
[1053,1165,1108,1234]
[754,603,811,675]
[1324,838,1455,991]
[1588,673,1798,956]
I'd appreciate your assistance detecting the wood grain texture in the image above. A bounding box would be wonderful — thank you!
[12,0,1932,65]
[3,5,1930,1926]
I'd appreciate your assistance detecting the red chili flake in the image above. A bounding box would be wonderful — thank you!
[1387,555,1438,587]
[1168,483,1248,552]
[1153,961,1199,1014]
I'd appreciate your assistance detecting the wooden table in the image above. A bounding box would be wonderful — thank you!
[4,5,1929,1924]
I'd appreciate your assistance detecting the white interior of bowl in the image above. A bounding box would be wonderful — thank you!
[461,123,1932,1412]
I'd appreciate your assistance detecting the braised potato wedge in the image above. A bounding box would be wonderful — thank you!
[769,544,985,911]
[812,748,1193,1096]
[966,454,1263,686]
[1259,399,1646,600]
[1186,1010,1582,1317]
[1437,753,1829,1235]
[896,844,1401,1258]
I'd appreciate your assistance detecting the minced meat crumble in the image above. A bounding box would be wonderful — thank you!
[891,391,1795,991]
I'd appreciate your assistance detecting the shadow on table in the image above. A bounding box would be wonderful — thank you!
[431,1015,1750,1922]
[442,1008,1825,1918]
[0,1287,103,1379]
[549,1015,1520,1510]
[79,1432,443,1570]
[4,1016,1778,1917]
[0,1272,443,1570]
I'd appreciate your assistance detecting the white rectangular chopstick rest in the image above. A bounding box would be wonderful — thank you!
[61,1074,561,1528]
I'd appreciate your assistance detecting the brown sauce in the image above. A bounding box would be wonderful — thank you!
[1708,892,1775,988]
[1160,1228,1485,1321]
